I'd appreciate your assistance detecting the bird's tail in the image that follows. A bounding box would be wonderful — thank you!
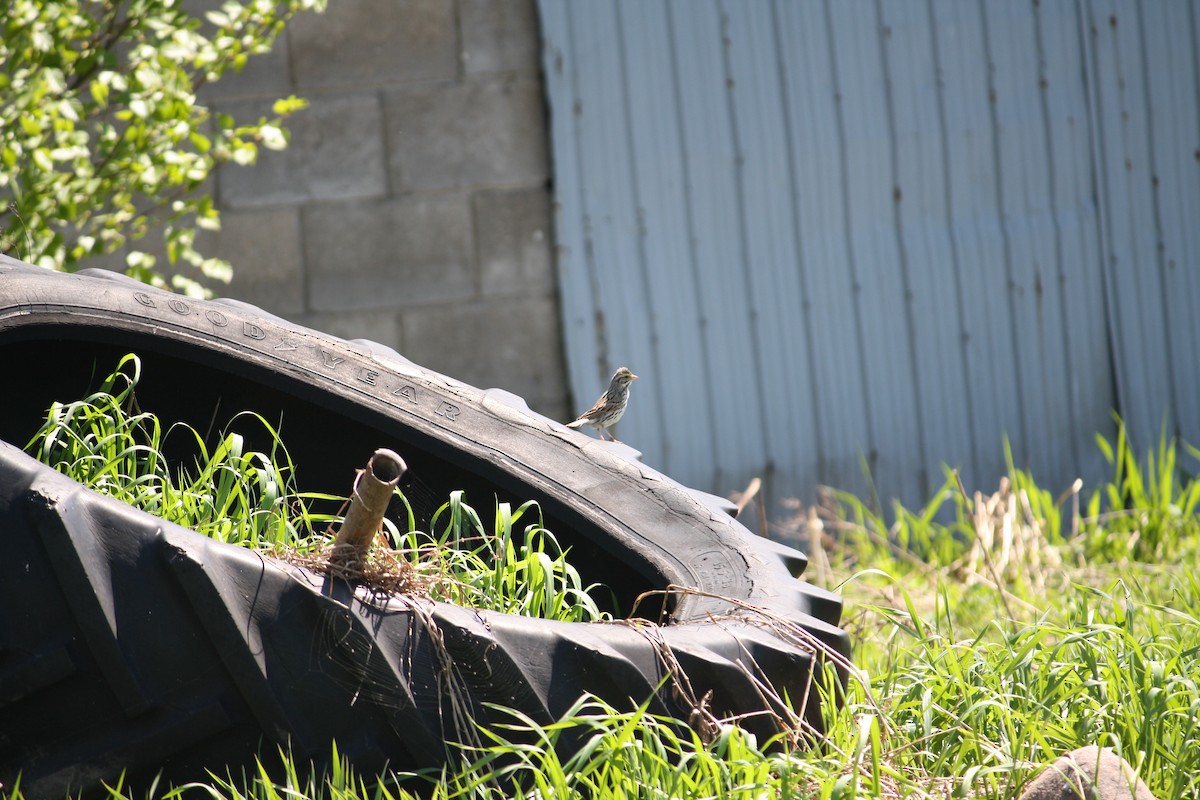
[565,419,586,428]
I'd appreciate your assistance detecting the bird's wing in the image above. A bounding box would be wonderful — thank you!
[573,392,609,421]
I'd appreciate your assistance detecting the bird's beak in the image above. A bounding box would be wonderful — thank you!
[630,373,638,381]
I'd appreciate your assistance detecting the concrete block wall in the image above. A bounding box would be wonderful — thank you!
[200,0,571,421]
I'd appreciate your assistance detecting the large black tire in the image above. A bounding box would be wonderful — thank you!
[0,257,849,798]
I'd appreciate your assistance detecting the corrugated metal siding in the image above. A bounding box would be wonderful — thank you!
[1089,1,1200,454]
[539,0,1200,510]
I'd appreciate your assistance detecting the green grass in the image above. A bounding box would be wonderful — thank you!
[25,353,606,623]
[15,355,1200,799]
[391,491,609,623]
[28,353,338,551]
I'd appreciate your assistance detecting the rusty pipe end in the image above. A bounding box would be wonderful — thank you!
[368,448,406,486]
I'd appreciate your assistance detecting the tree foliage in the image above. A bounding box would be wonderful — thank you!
[0,0,324,296]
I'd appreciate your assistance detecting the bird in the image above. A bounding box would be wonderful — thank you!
[566,367,637,442]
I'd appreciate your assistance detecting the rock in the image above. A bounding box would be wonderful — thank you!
[1019,746,1157,800]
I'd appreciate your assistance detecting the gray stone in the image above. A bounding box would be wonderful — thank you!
[204,208,305,317]
[400,295,568,416]
[217,94,386,209]
[1019,746,1156,800]
[474,187,555,296]
[383,77,548,191]
[460,0,541,75]
[288,0,457,90]
[303,194,476,312]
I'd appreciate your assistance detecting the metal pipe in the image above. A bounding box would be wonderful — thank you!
[330,448,406,569]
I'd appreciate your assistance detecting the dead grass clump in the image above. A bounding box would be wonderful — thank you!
[277,539,429,597]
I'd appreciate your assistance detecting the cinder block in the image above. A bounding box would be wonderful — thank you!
[217,94,386,209]
[303,194,476,312]
[474,187,555,296]
[205,208,306,317]
[383,77,548,191]
[288,0,457,90]
[400,295,569,416]
[460,0,540,75]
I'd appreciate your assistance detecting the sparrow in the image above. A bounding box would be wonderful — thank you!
[566,367,637,442]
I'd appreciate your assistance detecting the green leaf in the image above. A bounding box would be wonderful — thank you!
[188,131,211,153]
[89,81,109,107]
[259,124,286,150]
[231,142,257,165]
[32,148,53,171]
[271,95,308,115]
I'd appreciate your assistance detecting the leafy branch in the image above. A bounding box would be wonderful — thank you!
[0,0,326,296]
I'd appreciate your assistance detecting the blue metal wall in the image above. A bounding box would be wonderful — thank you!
[538,0,1200,511]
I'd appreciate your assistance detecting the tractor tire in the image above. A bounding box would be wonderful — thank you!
[0,256,849,798]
